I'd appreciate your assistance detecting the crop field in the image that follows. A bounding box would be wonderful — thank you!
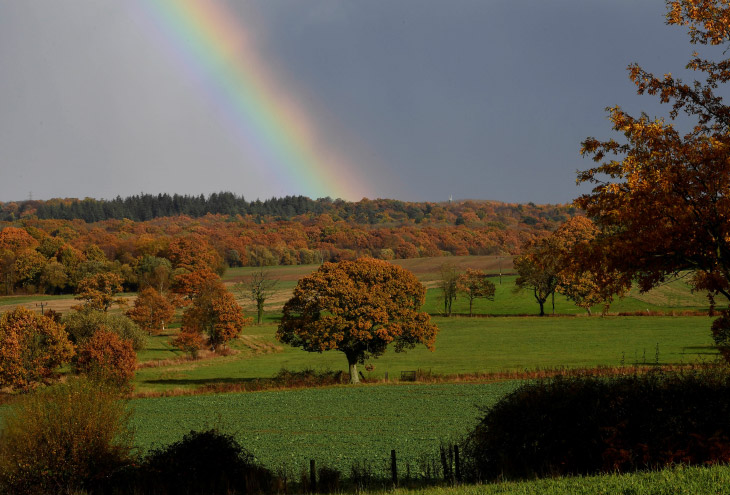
[130,382,519,474]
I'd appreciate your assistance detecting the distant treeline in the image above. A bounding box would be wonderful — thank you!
[0,192,574,225]
[1,193,329,223]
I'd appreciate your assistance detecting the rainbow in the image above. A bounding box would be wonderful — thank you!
[138,0,369,200]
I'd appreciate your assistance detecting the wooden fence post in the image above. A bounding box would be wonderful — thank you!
[391,449,398,486]
[310,459,316,492]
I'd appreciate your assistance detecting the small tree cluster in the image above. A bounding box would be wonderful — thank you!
[0,307,74,390]
[438,264,496,317]
[514,217,628,316]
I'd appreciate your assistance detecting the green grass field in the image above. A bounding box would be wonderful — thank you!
[383,464,730,494]
[133,315,717,393]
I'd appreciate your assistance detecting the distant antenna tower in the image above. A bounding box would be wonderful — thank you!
[28,191,33,201]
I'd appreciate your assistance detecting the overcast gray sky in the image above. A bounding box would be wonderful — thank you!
[0,1,698,204]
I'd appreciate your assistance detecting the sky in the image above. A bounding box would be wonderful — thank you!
[0,0,703,204]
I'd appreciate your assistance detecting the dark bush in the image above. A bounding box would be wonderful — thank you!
[272,368,348,387]
[462,369,730,481]
[135,429,273,494]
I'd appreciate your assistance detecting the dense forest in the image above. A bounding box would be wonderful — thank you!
[0,194,576,295]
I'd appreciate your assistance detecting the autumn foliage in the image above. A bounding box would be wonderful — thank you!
[127,287,175,335]
[457,268,496,317]
[74,329,137,385]
[73,272,125,312]
[181,277,247,352]
[0,307,74,390]
[277,258,438,383]
[578,1,730,303]
[170,330,207,359]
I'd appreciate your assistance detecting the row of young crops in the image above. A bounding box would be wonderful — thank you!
[131,382,520,475]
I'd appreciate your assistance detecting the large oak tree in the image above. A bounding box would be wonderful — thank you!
[277,258,438,383]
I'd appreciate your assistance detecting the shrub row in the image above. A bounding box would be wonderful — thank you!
[462,368,730,481]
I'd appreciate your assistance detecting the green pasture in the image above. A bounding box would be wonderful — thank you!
[134,315,717,393]
[130,382,519,474]
[384,464,730,495]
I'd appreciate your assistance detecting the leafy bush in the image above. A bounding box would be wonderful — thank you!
[462,369,730,481]
[62,309,146,351]
[74,329,137,386]
[136,429,273,494]
[0,378,134,495]
[170,329,207,359]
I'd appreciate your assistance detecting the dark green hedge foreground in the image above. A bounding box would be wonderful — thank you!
[462,368,730,481]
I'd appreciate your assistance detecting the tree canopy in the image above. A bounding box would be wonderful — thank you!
[578,0,730,304]
[276,258,438,383]
[182,277,247,352]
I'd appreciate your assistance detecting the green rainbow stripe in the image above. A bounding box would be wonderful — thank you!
[142,0,368,200]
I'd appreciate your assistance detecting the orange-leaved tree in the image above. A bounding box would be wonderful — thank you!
[74,329,137,386]
[127,287,175,335]
[276,257,438,384]
[577,2,730,324]
[181,277,247,352]
[457,268,496,317]
[0,306,74,389]
[552,217,629,315]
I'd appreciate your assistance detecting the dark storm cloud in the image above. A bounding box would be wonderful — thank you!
[0,1,694,203]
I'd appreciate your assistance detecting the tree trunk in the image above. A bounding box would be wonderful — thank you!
[469,298,473,317]
[552,291,555,315]
[346,353,360,384]
[535,288,545,316]
[257,302,264,324]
